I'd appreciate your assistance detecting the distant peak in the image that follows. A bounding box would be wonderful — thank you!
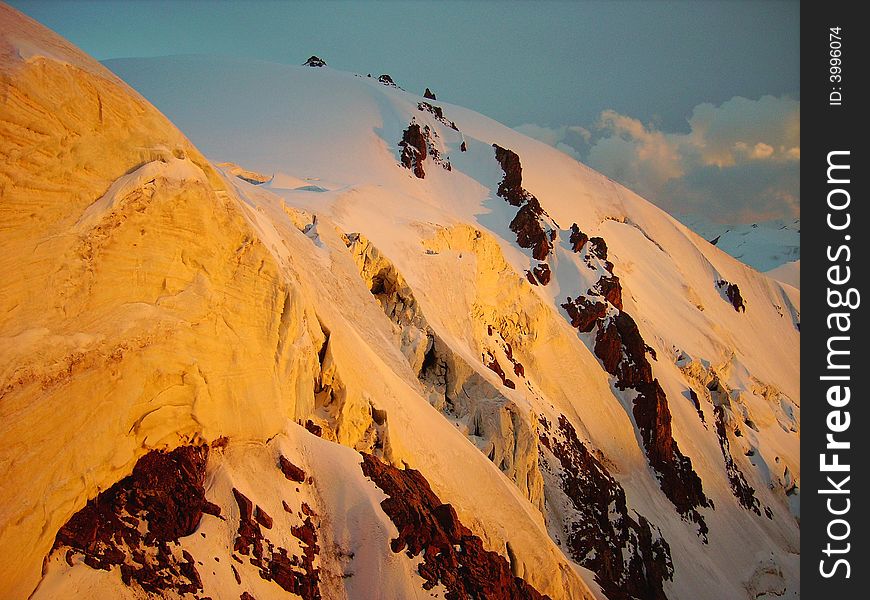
[303,55,327,67]
[423,87,436,100]
[378,74,397,87]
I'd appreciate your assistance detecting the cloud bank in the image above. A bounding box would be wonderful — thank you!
[515,95,799,224]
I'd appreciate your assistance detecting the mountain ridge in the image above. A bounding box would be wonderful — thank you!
[1,7,799,599]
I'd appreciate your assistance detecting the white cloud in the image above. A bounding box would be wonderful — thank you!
[514,95,800,223]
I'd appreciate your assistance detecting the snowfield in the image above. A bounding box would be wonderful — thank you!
[1,5,798,600]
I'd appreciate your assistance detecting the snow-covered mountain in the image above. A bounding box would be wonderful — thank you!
[676,215,800,274]
[1,5,799,600]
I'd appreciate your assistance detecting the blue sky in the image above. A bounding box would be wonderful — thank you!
[10,0,800,223]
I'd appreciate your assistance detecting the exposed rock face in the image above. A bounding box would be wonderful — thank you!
[484,352,516,390]
[232,480,321,600]
[596,275,623,311]
[399,123,428,179]
[303,56,327,67]
[493,144,529,207]
[378,74,397,86]
[398,121,452,178]
[561,296,607,333]
[492,145,556,267]
[279,455,307,483]
[418,101,459,130]
[531,263,551,286]
[510,199,552,261]
[561,234,710,534]
[717,280,746,312]
[360,453,549,600]
[423,87,436,100]
[569,223,588,253]
[713,406,763,515]
[588,236,614,271]
[50,445,212,595]
[539,415,673,600]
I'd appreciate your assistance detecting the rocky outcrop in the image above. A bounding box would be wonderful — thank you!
[493,144,530,207]
[539,415,673,600]
[562,296,607,333]
[423,87,437,100]
[303,56,327,67]
[492,145,556,268]
[360,453,549,600]
[561,235,709,534]
[531,263,551,286]
[713,406,763,516]
[399,123,428,179]
[279,455,307,483]
[717,280,746,312]
[484,351,516,390]
[399,121,452,178]
[569,223,588,253]
[418,102,459,130]
[50,445,214,596]
[378,74,397,86]
[232,485,321,600]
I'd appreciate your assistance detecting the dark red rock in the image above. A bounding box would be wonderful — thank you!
[539,415,673,600]
[232,488,253,521]
[717,280,746,312]
[240,592,256,600]
[232,487,321,599]
[484,354,516,390]
[51,445,214,595]
[304,419,323,437]
[232,489,263,559]
[713,405,762,514]
[596,275,623,310]
[460,140,467,152]
[687,389,706,424]
[417,102,459,130]
[509,200,551,260]
[378,74,396,86]
[492,144,528,207]
[560,239,710,532]
[279,455,307,483]
[561,296,607,333]
[525,270,538,286]
[589,237,609,262]
[202,501,222,517]
[423,87,437,100]
[532,263,551,286]
[255,507,273,530]
[593,320,623,375]
[569,223,588,253]
[492,144,554,262]
[360,453,549,599]
[399,123,427,179]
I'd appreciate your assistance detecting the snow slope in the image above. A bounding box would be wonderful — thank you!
[1,6,799,599]
[766,260,800,290]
